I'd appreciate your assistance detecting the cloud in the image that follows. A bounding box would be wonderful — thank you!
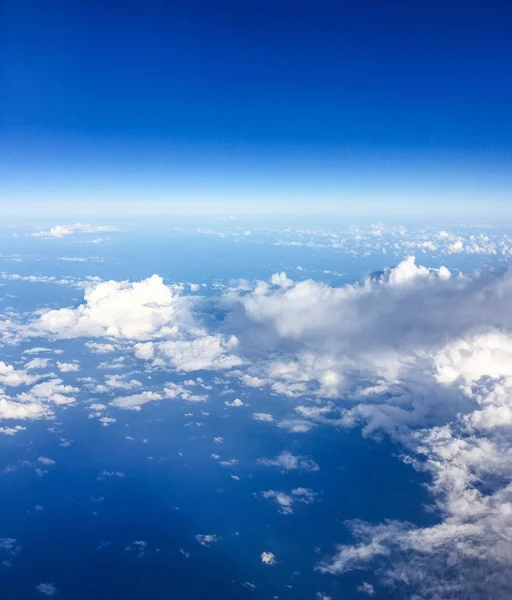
[224,398,245,407]
[36,583,57,596]
[109,391,162,411]
[277,418,315,433]
[56,361,80,372]
[258,451,319,472]
[0,425,26,435]
[0,361,40,387]
[0,394,48,420]
[17,379,78,406]
[216,260,512,598]
[252,412,273,422]
[134,335,243,372]
[261,551,276,565]
[195,534,218,546]
[97,470,124,480]
[30,275,189,340]
[31,223,118,239]
[85,342,116,354]
[260,487,316,514]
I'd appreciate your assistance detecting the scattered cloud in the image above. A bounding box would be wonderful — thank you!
[195,534,218,547]
[258,451,319,472]
[261,551,276,565]
[31,223,118,239]
[36,583,57,596]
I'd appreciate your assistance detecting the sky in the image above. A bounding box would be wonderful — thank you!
[1,0,512,219]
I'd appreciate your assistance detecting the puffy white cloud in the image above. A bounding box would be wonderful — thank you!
[0,394,48,420]
[104,375,141,390]
[56,361,80,372]
[277,418,315,433]
[0,425,26,435]
[31,223,118,239]
[85,342,116,354]
[25,358,51,370]
[18,379,78,406]
[260,487,316,514]
[110,391,162,411]
[135,334,243,372]
[97,470,124,480]
[258,451,319,472]
[163,382,207,402]
[252,412,273,422]
[224,398,245,407]
[36,583,57,596]
[31,275,188,340]
[207,260,512,598]
[357,582,375,596]
[260,551,276,565]
[0,362,40,387]
[195,534,218,546]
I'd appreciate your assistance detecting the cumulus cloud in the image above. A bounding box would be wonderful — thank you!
[252,412,273,422]
[224,398,245,407]
[35,583,57,596]
[31,223,118,239]
[195,534,218,547]
[0,425,26,435]
[210,259,512,598]
[10,255,512,597]
[258,451,319,472]
[56,361,80,372]
[21,275,243,375]
[0,397,47,420]
[261,551,276,565]
[30,275,189,340]
[260,487,316,514]
[221,260,512,598]
[110,391,162,411]
[0,361,40,387]
[134,335,243,372]
[18,379,78,406]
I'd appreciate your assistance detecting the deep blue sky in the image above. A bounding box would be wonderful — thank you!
[1,0,511,218]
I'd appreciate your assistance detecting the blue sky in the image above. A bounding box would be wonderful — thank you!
[2,0,511,218]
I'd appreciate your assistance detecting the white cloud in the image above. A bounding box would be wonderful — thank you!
[226,260,512,598]
[36,583,57,596]
[195,534,218,546]
[278,418,315,433]
[97,470,124,480]
[357,582,375,596]
[0,393,49,420]
[0,425,26,436]
[25,358,51,369]
[261,551,276,565]
[110,391,162,411]
[18,379,78,406]
[258,451,319,472]
[0,361,40,387]
[260,487,316,514]
[252,412,273,422]
[56,361,80,372]
[31,223,118,239]
[224,398,245,407]
[30,275,189,340]
[135,335,243,372]
[85,342,116,354]
[104,375,141,390]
